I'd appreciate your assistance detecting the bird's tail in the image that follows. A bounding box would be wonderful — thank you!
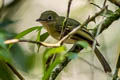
[94,47,111,73]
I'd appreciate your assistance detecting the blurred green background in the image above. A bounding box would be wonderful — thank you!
[0,0,120,80]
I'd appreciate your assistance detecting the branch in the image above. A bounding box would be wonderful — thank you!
[93,7,120,34]
[103,0,107,7]
[4,39,61,47]
[5,62,25,80]
[50,44,83,80]
[50,44,112,80]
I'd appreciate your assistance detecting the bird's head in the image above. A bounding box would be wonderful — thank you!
[36,10,58,24]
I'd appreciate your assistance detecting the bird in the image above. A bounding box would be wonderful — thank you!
[36,10,111,73]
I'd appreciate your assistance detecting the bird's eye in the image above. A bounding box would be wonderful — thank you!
[48,15,52,20]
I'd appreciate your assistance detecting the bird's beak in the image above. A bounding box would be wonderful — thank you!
[36,18,42,22]
[36,18,48,22]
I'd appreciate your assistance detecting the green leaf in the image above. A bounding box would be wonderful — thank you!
[42,46,66,72]
[44,46,66,59]
[9,26,42,48]
[42,54,64,80]
[40,32,49,42]
[76,41,88,48]
[15,26,42,39]
[36,30,41,52]
[36,32,49,52]
[36,31,41,42]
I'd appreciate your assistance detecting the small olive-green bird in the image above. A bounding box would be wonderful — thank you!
[36,10,111,73]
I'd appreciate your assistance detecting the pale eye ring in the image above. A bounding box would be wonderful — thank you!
[48,15,52,20]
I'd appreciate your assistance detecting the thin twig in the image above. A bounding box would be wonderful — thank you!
[5,62,25,80]
[67,0,72,18]
[90,3,102,9]
[103,0,107,7]
[93,8,120,34]
[60,0,73,39]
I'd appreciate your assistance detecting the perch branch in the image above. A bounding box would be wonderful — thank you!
[93,7,120,34]
[4,39,61,47]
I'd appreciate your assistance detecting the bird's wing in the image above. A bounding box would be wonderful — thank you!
[56,16,97,44]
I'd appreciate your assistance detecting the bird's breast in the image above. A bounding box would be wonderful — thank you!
[41,22,60,40]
